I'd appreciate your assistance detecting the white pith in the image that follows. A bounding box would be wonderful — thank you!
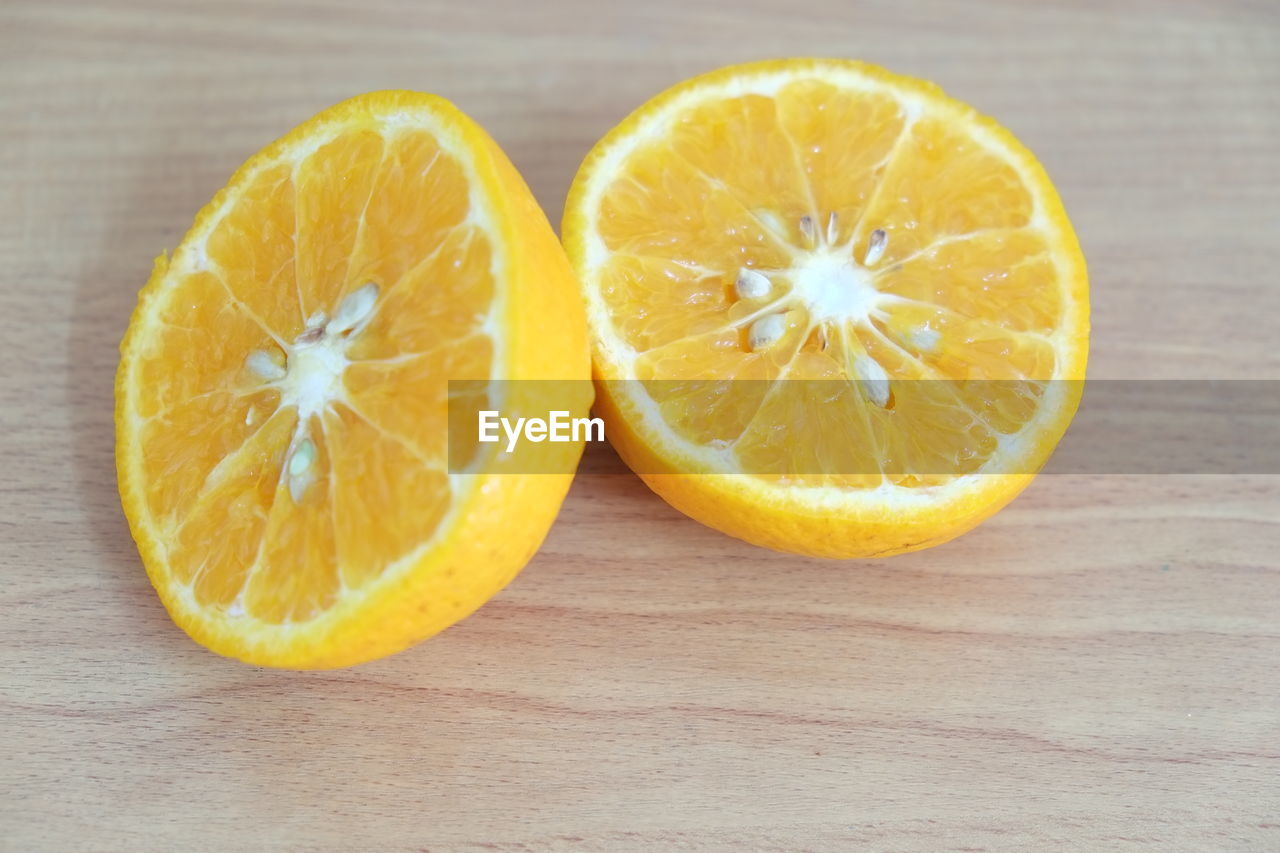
[740,221,905,406]
[790,246,877,325]
[282,331,351,422]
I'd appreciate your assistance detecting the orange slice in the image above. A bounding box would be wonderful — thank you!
[116,92,591,667]
[562,59,1088,558]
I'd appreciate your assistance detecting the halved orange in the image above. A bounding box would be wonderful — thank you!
[562,59,1089,558]
[116,92,591,667]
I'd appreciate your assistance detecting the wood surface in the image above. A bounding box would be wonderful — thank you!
[3,1,1278,850]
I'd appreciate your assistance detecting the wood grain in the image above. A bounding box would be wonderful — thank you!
[3,1,1278,849]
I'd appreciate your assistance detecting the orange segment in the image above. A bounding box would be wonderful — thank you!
[870,301,1057,379]
[347,131,471,295]
[324,403,452,591]
[598,144,792,271]
[169,407,297,602]
[775,80,905,246]
[667,94,814,230]
[563,59,1088,558]
[136,271,277,414]
[596,254,732,354]
[205,165,303,339]
[117,92,591,667]
[876,228,1062,333]
[137,388,281,526]
[345,226,494,362]
[859,116,1036,263]
[344,334,494,465]
[294,130,385,319]
[246,416,341,624]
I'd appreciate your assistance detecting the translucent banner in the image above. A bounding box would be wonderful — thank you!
[447,380,1280,475]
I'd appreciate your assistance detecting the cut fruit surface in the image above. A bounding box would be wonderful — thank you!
[563,59,1088,558]
[117,92,590,667]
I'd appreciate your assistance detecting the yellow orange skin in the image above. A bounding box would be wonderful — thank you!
[564,60,1088,559]
[117,93,591,667]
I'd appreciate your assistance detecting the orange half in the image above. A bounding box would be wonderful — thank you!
[563,59,1089,557]
[117,92,590,667]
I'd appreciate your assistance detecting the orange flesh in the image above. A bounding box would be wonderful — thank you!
[135,129,494,622]
[593,79,1063,486]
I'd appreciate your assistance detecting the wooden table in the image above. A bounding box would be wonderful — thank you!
[4,1,1278,849]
